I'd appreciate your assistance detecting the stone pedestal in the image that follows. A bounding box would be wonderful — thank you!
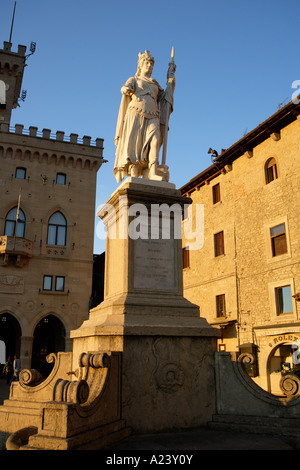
[71,178,220,433]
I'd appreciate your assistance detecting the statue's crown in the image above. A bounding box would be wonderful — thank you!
[138,50,154,63]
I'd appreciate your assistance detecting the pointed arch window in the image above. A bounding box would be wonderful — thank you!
[265,158,278,184]
[47,211,67,246]
[4,207,26,238]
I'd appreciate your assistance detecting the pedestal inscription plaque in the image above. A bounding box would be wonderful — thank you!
[133,237,176,291]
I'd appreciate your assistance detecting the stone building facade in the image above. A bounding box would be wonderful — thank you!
[0,40,105,373]
[181,98,300,394]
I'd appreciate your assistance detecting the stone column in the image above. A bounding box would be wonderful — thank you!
[71,178,220,433]
[20,336,34,370]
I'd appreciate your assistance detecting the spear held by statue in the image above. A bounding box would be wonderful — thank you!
[161,46,176,167]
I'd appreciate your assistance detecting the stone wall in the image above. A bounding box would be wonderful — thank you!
[182,116,300,390]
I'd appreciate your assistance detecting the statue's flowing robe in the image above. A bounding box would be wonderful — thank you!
[113,74,174,178]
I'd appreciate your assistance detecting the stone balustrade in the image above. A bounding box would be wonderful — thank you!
[0,235,33,257]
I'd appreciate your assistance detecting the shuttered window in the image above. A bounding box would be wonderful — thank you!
[216,294,226,317]
[212,183,220,204]
[182,247,190,268]
[214,231,224,257]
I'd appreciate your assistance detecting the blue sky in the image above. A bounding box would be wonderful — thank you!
[1,0,299,254]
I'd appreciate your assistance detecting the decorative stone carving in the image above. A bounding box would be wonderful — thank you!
[79,352,111,369]
[154,360,185,394]
[53,378,89,404]
[25,300,35,311]
[152,337,185,394]
[237,352,256,365]
[0,351,130,449]
[19,369,42,386]
[0,274,24,293]
[280,373,300,396]
[46,248,65,256]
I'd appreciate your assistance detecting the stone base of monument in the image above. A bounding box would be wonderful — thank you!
[0,178,220,449]
[71,178,220,434]
[0,351,131,450]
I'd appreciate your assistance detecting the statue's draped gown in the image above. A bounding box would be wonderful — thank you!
[114,74,173,178]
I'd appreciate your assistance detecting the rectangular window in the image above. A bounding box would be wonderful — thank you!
[56,173,66,185]
[43,275,53,291]
[275,285,293,315]
[270,223,287,257]
[212,183,220,204]
[214,231,224,257]
[182,247,190,269]
[55,276,65,292]
[216,294,226,317]
[15,167,26,179]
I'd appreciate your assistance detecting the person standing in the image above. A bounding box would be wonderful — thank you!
[12,355,21,381]
[3,357,12,384]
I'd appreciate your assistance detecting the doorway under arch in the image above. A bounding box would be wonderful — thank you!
[267,342,297,395]
[31,314,66,377]
[0,313,21,364]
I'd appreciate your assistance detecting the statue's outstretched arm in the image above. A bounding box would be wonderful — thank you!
[121,77,136,96]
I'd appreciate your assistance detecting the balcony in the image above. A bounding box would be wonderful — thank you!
[0,235,33,267]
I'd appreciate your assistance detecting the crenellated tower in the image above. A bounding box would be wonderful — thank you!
[0,19,106,374]
[0,40,27,125]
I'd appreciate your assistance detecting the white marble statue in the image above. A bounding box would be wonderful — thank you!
[113,49,176,183]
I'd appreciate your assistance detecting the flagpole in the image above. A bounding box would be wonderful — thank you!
[9,2,17,43]
[13,187,22,250]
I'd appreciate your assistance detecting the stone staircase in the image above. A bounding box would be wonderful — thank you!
[208,414,300,447]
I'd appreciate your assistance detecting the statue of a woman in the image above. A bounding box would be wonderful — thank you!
[113,50,175,183]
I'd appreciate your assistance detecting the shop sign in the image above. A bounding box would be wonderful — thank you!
[268,334,300,365]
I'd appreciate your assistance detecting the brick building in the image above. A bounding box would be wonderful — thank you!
[0,39,105,374]
[181,98,300,394]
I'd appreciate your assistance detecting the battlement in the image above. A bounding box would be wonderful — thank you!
[0,123,106,170]
[1,41,26,56]
[0,41,27,124]
[0,123,104,148]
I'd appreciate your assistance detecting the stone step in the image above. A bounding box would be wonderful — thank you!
[0,401,41,433]
[23,420,131,450]
[1,399,41,410]
[208,414,300,437]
